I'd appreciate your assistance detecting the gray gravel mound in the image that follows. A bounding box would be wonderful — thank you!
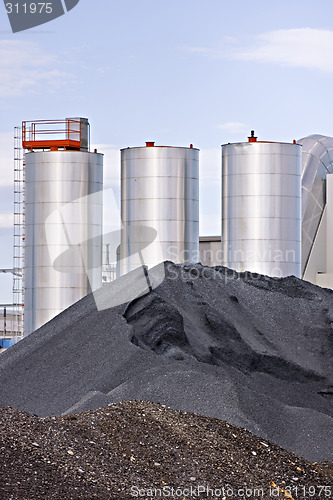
[0,262,332,462]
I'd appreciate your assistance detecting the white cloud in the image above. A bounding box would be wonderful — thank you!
[0,40,75,97]
[231,29,333,72]
[218,122,248,134]
[184,28,333,73]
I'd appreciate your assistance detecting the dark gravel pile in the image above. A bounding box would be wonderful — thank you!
[0,262,332,463]
[1,400,332,500]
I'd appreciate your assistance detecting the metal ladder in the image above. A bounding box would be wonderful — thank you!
[12,127,25,339]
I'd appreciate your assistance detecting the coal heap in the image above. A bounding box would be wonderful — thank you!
[0,262,332,462]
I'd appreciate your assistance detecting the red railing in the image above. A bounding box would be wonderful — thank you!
[22,119,82,150]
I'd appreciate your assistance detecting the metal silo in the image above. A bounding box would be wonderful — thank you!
[222,132,302,277]
[120,142,199,274]
[23,118,103,335]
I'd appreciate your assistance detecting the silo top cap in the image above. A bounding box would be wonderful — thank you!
[248,130,257,142]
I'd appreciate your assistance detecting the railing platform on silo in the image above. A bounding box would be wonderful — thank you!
[22,118,86,151]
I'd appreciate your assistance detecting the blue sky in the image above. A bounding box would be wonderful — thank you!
[1,0,333,301]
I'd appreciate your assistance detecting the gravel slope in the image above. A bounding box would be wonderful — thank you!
[1,401,332,500]
[0,262,332,462]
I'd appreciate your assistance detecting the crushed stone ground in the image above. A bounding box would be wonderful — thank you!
[1,401,332,500]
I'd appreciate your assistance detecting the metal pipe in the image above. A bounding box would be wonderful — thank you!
[297,134,333,275]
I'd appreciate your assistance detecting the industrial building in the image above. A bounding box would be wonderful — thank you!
[0,306,21,349]
[1,122,333,349]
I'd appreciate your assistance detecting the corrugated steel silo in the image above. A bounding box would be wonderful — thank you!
[120,142,199,274]
[222,132,302,277]
[23,118,103,335]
